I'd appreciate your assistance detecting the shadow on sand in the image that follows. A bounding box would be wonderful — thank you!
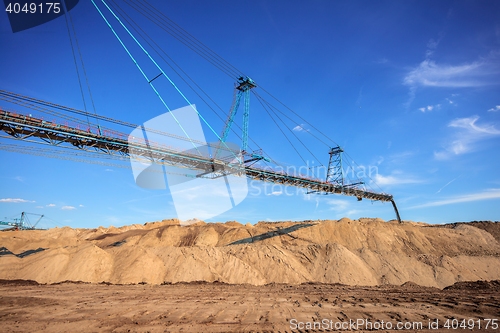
[229,223,316,245]
[0,247,46,258]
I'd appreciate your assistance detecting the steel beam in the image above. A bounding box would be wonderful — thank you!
[1,110,399,219]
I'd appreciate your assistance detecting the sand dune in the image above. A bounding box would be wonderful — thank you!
[1,218,499,288]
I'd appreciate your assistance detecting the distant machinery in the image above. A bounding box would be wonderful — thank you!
[0,212,45,230]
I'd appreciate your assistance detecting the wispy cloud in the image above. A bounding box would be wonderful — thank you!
[436,175,461,194]
[325,198,359,216]
[404,58,498,89]
[425,37,441,58]
[374,57,389,64]
[372,171,422,186]
[268,190,282,196]
[61,205,76,210]
[293,124,308,132]
[388,151,415,162]
[411,188,500,208]
[107,216,120,224]
[46,203,56,207]
[0,198,34,203]
[419,94,458,113]
[435,116,500,159]
[326,198,350,211]
[449,116,500,135]
[488,105,500,112]
[418,104,441,113]
[403,37,499,107]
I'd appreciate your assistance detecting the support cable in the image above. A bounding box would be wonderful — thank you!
[122,1,335,150]
[258,86,338,147]
[343,150,386,194]
[65,1,102,134]
[123,0,243,79]
[0,91,210,148]
[108,1,241,147]
[255,92,332,149]
[96,0,240,163]
[91,0,204,157]
[254,93,308,166]
[114,0,339,158]
[62,4,90,127]
[108,0,267,156]
[253,91,324,166]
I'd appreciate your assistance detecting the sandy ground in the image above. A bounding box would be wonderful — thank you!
[1,220,499,332]
[0,280,499,333]
[1,220,500,288]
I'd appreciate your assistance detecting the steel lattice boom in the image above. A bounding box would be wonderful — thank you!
[0,107,402,223]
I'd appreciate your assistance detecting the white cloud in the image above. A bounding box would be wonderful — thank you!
[293,124,307,132]
[324,198,360,217]
[107,216,120,224]
[435,116,500,159]
[449,116,500,135]
[404,59,497,89]
[488,105,500,112]
[426,38,440,52]
[61,205,76,210]
[403,51,499,107]
[436,175,461,194]
[387,151,415,164]
[79,204,84,207]
[325,198,350,211]
[374,58,388,64]
[268,191,282,196]
[411,188,500,208]
[418,104,441,113]
[0,198,34,203]
[46,203,56,207]
[372,172,422,186]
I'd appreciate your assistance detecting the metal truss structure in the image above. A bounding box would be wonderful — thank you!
[0,107,402,223]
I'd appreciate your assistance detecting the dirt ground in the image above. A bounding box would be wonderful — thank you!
[2,220,500,288]
[0,280,499,333]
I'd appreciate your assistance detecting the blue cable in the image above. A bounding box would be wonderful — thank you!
[97,0,241,164]
[91,0,202,156]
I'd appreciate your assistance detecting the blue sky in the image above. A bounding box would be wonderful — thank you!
[1,0,499,228]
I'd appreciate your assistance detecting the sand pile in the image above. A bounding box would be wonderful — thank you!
[0,218,499,288]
